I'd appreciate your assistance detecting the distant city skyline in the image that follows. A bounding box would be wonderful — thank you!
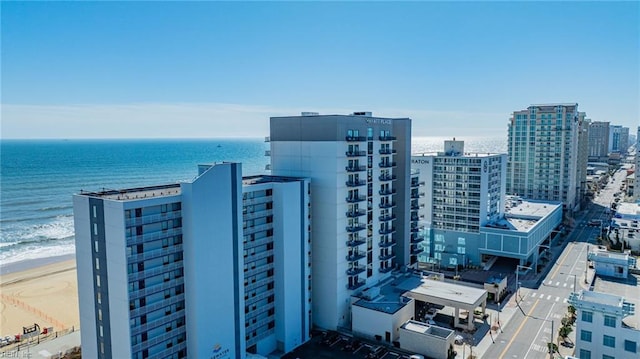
[2,1,638,139]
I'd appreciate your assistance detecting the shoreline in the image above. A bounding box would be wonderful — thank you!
[0,253,76,276]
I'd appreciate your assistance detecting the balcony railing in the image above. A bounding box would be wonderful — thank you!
[345,165,366,172]
[346,136,367,142]
[346,237,367,247]
[378,227,396,235]
[410,192,425,199]
[379,188,397,196]
[379,174,397,182]
[410,226,424,233]
[410,203,425,210]
[378,253,396,261]
[410,247,423,255]
[346,265,366,275]
[378,214,396,222]
[346,180,367,187]
[346,195,366,203]
[379,240,397,248]
[379,202,396,209]
[411,180,425,188]
[346,251,366,262]
[346,150,367,157]
[346,209,366,217]
[379,148,397,155]
[411,236,425,244]
[347,279,366,290]
[379,136,397,141]
[126,211,182,227]
[346,224,366,232]
[379,161,397,168]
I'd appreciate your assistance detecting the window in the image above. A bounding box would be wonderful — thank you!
[604,315,616,327]
[580,330,592,342]
[93,206,97,218]
[578,349,591,359]
[625,340,637,353]
[93,223,98,235]
[581,310,593,322]
[603,334,615,348]
[95,258,99,270]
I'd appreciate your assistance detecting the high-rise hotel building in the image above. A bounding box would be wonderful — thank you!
[73,163,311,359]
[588,121,610,162]
[412,139,507,266]
[267,112,413,330]
[507,103,585,212]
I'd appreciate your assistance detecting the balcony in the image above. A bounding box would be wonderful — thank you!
[346,251,366,262]
[378,214,396,222]
[378,227,396,235]
[264,136,270,142]
[379,135,397,141]
[379,161,397,168]
[346,223,366,232]
[379,202,396,209]
[379,174,397,182]
[265,150,271,156]
[347,279,366,290]
[126,210,182,227]
[411,246,423,255]
[410,192,425,199]
[346,150,367,157]
[379,266,393,273]
[378,253,396,261]
[346,237,367,247]
[379,188,397,196]
[410,226,424,233]
[411,180,425,188]
[346,209,366,217]
[346,265,366,276]
[410,214,424,222]
[346,179,367,187]
[379,148,397,155]
[410,203,424,210]
[346,195,366,203]
[345,165,366,172]
[411,236,424,244]
[379,240,397,248]
[346,136,367,142]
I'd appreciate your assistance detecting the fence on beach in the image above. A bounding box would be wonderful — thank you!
[1,293,67,330]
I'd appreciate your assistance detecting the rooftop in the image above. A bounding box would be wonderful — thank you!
[486,196,561,232]
[242,174,306,185]
[352,276,412,314]
[593,273,640,329]
[401,320,454,339]
[396,275,487,307]
[412,152,501,158]
[79,184,181,201]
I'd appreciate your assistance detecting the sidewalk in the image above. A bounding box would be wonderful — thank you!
[0,331,80,359]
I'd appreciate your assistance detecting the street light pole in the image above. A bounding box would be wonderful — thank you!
[549,319,554,359]
[516,264,532,303]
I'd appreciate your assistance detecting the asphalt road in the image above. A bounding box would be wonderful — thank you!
[482,168,628,359]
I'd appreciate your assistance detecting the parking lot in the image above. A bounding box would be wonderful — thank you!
[281,330,419,359]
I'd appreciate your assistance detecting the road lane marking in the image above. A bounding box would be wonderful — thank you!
[498,299,541,359]
[563,298,568,303]
[547,295,552,300]
[563,283,567,287]
[531,293,537,298]
[524,301,556,359]
[556,281,560,286]
[555,297,560,302]
[548,280,553,285]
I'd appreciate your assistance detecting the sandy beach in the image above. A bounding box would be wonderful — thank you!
[0,258,79,337]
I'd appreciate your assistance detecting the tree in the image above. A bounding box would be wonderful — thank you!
[547,342,558,354]
[559,324,573,339]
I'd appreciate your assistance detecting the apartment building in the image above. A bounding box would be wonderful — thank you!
[507,103,585,213]
[267,111,413,330]
[73,163,310,359]
[636,127,640,202]
[588,121,610,162]
[609,125,630,154]
[412,139,506,266]
[577,114,590,207]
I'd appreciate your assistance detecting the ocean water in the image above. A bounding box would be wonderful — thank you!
[0,136,505,269]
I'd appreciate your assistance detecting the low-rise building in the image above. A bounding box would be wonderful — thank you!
[568,274,640,359]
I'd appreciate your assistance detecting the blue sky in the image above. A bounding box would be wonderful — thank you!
[2,1,638,139]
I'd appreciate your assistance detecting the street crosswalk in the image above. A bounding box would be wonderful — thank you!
[546,279,574,289]
[528,292,568,303]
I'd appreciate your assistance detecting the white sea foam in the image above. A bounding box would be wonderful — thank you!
[0,240,76,266]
